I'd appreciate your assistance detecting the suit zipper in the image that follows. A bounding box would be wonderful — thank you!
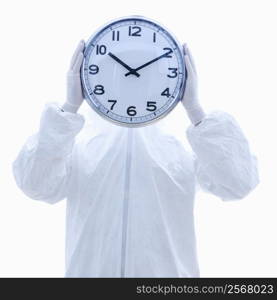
[120,128,133,277]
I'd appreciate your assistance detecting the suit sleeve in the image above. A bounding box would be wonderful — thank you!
[13,103,85,204]
[187,111,259,201]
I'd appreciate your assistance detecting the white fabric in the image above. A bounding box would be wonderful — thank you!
[13,103,259,277]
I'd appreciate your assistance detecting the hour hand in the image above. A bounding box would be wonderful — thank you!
[108,52,140,77]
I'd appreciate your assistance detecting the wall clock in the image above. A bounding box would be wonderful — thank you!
[81,16,186,127]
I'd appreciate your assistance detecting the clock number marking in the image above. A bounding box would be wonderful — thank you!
[128,26,141,37]
[163,47,173,58]
[161,87,171,97]
[127,106,137,116]
[89,64,99,75]
[153,32,156,43]
[112,30,120,41]
[167,68,178,78]
[93,85,105,95]
[96,45,107,55]
[146,101,157,112]
[108,99,117,110]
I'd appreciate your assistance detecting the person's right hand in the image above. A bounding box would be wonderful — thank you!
[62,40,85,113]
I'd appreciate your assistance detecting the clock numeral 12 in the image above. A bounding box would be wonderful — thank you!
[112,30,120,41]
[128,26,141,37]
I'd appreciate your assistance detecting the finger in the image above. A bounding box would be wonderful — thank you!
[184,54,194,77]
[72,52,84,73]
[185,46,197,74]
[70,40,85,70]
[182,43,187,55]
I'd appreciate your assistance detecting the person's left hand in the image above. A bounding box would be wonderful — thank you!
[182,44,205,125]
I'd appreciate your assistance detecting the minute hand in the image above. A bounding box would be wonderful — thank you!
[125,50,172,77]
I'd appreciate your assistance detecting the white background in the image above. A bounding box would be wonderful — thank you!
[0,0,276,277]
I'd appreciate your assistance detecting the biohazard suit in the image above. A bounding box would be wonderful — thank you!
[13,42,259,277]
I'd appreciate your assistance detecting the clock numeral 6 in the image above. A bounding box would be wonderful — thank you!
[96,44,107,55]
[163,47,173,58]
[146,101,157,112]
[161,87,171,97]
[167,68,178,78]
[127,106,137,116]
[89,64,99,75]
[128,26,141,37]
[108,99,117,110]
[93,85,105,95]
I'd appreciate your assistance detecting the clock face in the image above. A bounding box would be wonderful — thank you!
[82,16,185,127]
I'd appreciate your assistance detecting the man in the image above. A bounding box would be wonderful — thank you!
[13,41,259,277]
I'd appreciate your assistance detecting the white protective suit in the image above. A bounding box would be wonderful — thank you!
[13,43,259,277]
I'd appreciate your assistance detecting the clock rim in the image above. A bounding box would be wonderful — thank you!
[81,15,186,128]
